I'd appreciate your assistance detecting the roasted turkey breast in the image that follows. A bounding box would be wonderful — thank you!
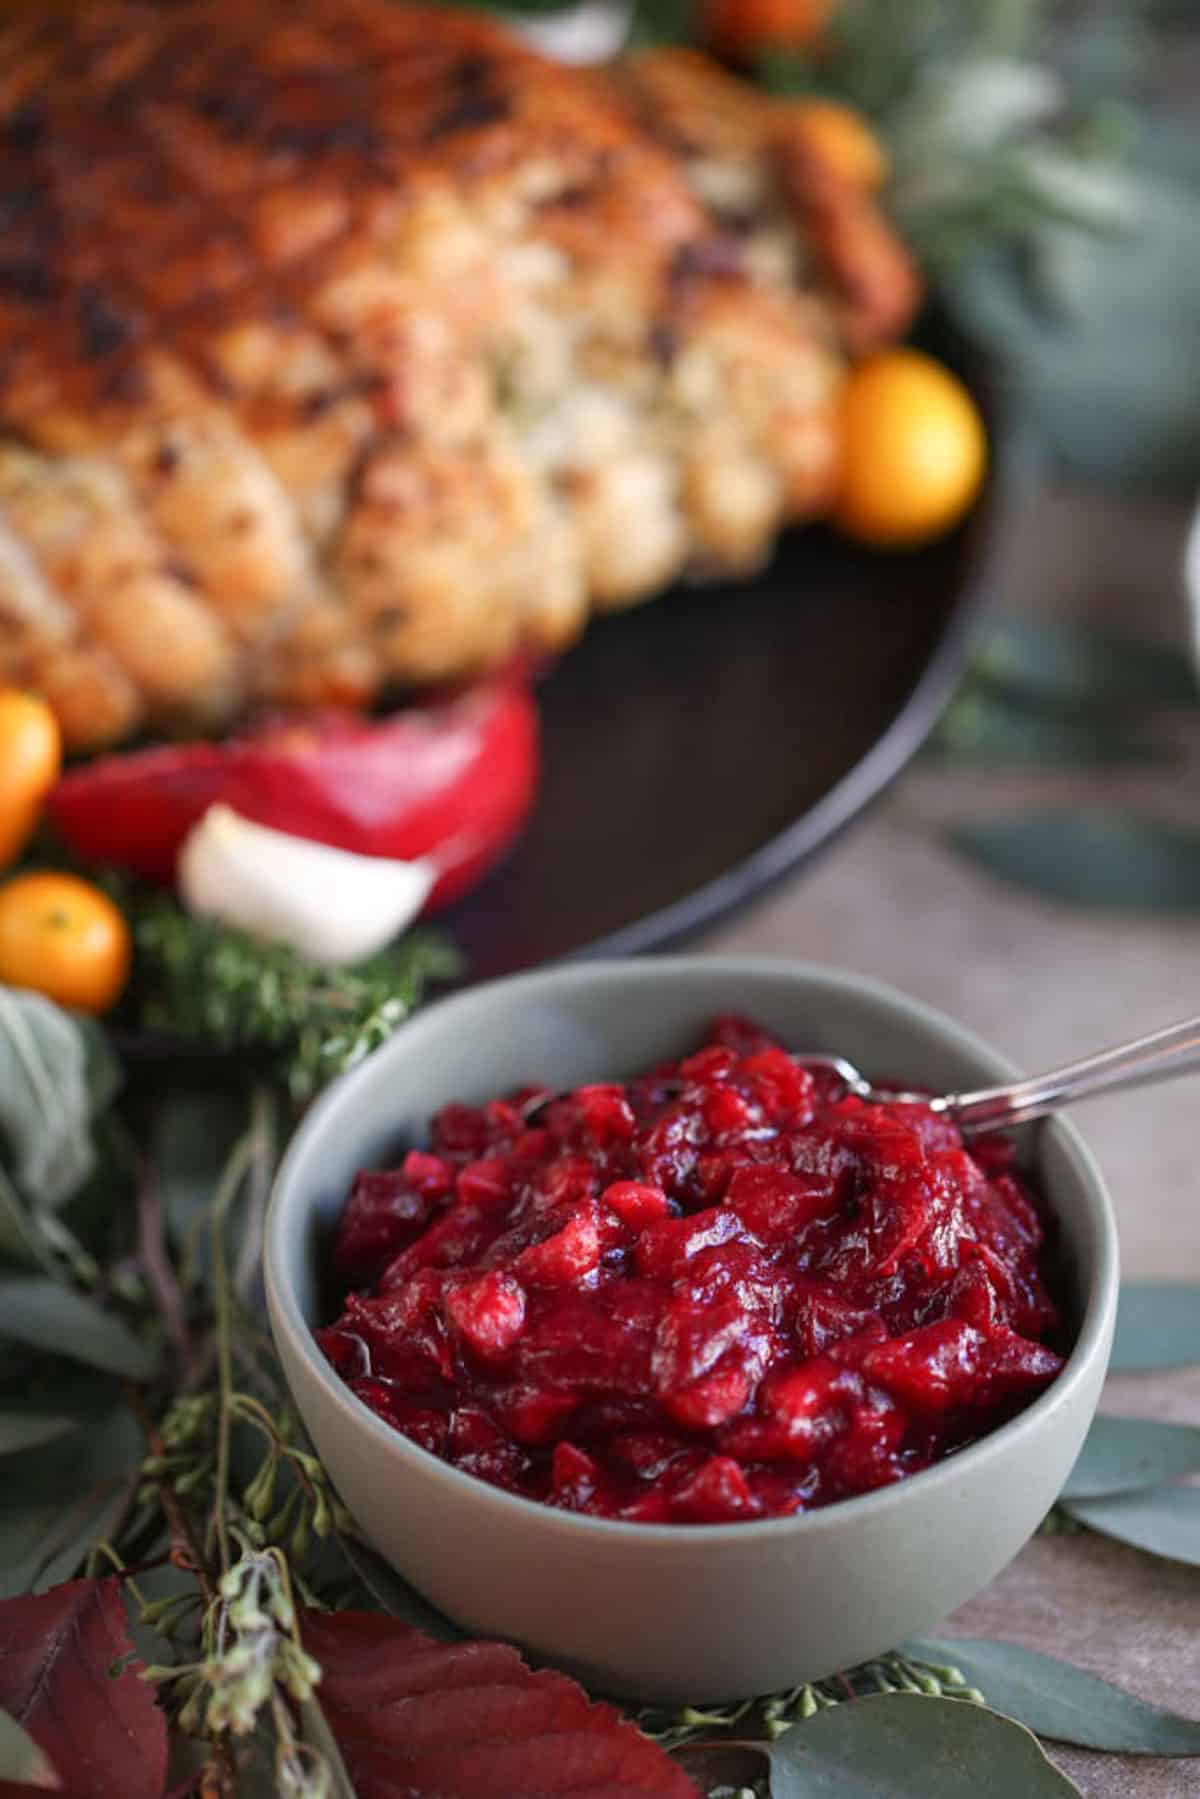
[0,0,919,750]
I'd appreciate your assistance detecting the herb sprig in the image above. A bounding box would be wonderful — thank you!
[113,886,461,1101]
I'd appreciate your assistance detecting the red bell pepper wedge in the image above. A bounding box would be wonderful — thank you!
[47,673,539,913]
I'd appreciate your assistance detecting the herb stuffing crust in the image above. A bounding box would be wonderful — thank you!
[0,0,920,750]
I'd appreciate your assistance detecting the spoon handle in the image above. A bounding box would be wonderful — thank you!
[939,1015,1200,1136]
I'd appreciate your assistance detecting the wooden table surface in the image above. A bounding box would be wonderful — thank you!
[701,481,1200,1796]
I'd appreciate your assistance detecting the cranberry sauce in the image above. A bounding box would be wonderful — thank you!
[317,1017,1064,1524]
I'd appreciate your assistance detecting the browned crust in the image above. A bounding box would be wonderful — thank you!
[0,0,706,430]
[771,122,922,355]
[0,8,887,751]
[616,48,922,354]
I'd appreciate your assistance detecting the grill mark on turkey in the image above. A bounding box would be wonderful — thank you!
[101,84,142,124]
[195,89,258,136]
[265,118,385,158]
[669,235,744,285]
[541,182,595,212]
[0,260,56,306]
[4,101,45,152]
[79,286,135,360]
[370,605,409,634]
[300,371,385,421]
[647,321,678,368]
[423,92,511,143]
[165,556,200,589]
[98,359,148,405]
[0,183,49,229]
[453,52,493,86]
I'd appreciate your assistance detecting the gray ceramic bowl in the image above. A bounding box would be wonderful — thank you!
[265,958,1118,1703]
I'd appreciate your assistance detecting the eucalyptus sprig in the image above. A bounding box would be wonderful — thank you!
[638,1651,985,1754]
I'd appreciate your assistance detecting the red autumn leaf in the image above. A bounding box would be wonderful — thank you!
[0,1578,167,1799]
[301,1607,700,1798]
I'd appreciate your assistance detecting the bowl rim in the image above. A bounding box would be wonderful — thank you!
[265,955,1120,1549]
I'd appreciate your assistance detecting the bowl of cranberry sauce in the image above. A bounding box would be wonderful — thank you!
[266,959,1118,1702]
[318,1023,1067,1525]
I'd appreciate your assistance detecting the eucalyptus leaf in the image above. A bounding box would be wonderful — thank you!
[0,1706,58,1789]
[931,687,1170,767]
[0,1278,155,1380]
[1061,1415,1200,1500]
[0,1409,80,1457]
[1111,1282,1200,1371]
[0,987,107,1207]
[905,1637,1200,1753]
[766,1695,1080,1796]
[972,618,1199,711]
[1064,1485,1200,1566]
[0,1404,143,1598]
[948,811,1200,912]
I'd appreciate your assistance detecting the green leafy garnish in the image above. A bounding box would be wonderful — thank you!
[122,890,462,1100]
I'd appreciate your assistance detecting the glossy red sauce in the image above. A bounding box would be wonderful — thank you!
[318,1017,1064,1524]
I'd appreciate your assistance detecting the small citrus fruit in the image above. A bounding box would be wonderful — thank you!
[834,349,987,548]
[0,690,61,866]
[792,99,888,190]
[0,871,131,1014]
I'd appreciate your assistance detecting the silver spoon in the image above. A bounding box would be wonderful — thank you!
[809,1014,1200,1138]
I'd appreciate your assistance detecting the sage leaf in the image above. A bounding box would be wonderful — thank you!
[0,1278,154,1380]
[905,1637,1200,1753]
[973,619,1199,711]
[0,1705,58,1789]
[1064,1485,1200,1566]
[0,1164,53,1273]
[0,1409,80,1457]
[0,1405,143,1598]
[766,1694,1080,1796]
[1061,1415,1200,1500]
[0,1352,118,1418]
[151,1090,251,1287]
[0,988,106,1206]
[1111,1282,1200,1371]
[948,811,1200,912]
